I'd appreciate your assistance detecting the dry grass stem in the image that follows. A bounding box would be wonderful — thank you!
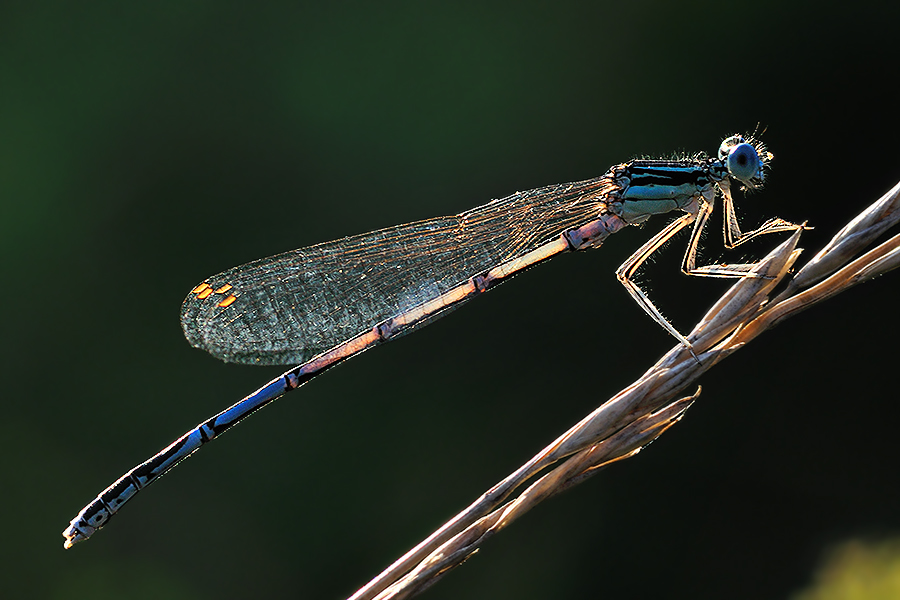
[349,179,900,600]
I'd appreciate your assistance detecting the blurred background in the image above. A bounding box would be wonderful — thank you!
[4,2,900,599]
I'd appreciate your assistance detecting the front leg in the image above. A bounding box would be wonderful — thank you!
[684,183,806,278]
[722,179,806,249]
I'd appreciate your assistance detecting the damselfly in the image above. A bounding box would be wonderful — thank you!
[63,134,803,548]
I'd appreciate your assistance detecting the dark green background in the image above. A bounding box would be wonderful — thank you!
[4,2,900,599]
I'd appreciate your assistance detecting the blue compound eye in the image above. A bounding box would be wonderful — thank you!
[726,142,761,183]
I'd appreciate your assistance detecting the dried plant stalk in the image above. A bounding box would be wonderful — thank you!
[349,180,900,600]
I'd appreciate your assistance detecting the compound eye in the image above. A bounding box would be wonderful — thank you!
[726,142,761,183]
[718,135,744,161]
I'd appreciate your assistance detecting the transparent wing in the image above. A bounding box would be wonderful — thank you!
[181,176,617,365]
